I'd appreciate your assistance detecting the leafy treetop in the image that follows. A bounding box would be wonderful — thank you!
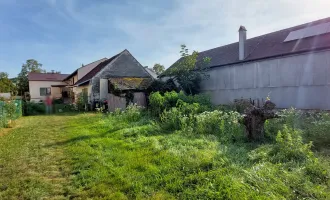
[164,45,211,95]
[0,72,16,93]
[153,64,165,75]
[17,59,45,95]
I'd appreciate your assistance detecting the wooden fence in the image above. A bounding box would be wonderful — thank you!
[108,92,147,112]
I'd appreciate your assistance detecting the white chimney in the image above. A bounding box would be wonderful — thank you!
[239,25,247,60]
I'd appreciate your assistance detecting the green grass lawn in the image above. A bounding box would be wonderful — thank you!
[0,113,329,199]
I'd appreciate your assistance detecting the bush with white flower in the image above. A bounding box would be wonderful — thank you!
[194,110,244,142]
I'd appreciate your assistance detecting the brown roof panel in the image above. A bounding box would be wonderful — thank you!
[169,16,330,70]
[63,57,108,81]
[75,53,121,86]
[28,73,69,81]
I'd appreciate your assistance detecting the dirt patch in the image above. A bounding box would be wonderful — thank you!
[0,122,21,137]
[0,128,13,137]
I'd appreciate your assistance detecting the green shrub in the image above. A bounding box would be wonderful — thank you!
[112,104,144,122]
[177,91,212,107]
[123,104,144,122]
[176,100,201,115]
[0,113,6,128]
[3,101,16,120]
[305,159,329,184]
[271,125,314,163]
[164,91,179,108]
[52,98,64,104]
[53,104,75,113]
[147,79,179,94]
[265,109,330,150]
[160,107,245,142]
[160,107,183,130]
[149,91,211,118]
[149,91,165,117]
[76,93,88,111]
[23,102,46,116]
[303,112,330,150]
[0,100,21,128]
[194,110,244,142]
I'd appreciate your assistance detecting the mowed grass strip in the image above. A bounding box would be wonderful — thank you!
[0,114,82,200]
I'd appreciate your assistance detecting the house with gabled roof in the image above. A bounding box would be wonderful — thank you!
[74,49,153,105]
[62,57,107,102]
[28,72,70,102]
[168,17,330,110]
[28,58,107,103]
[28,49,153,108]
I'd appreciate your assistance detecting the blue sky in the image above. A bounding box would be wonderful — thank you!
[0,0,329,78]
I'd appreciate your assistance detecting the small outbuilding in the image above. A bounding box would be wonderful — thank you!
[74,49,153,110]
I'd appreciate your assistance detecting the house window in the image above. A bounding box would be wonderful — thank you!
[40,87,51,96]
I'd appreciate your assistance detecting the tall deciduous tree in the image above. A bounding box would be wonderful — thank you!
[153,63,165,75]
[164,45,211,95]
[0,72,15,93]
[17,59,45,95]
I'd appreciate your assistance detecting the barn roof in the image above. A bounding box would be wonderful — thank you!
[169,16,330,70]
[75,53,121,86]
[63,57,107,81]
[75,49,151,86]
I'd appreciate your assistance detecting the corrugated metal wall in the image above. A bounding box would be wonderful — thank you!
[200,50,330,110]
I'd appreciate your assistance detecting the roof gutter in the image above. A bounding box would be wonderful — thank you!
[75,79,91,86]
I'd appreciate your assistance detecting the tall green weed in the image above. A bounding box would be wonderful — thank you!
[265,108,330,150]
[149,91,211,117]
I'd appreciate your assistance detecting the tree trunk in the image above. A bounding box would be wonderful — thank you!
[242,101,277,141]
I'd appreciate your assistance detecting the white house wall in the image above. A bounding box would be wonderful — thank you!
[29,81,67,102]
[75,85,92,102]
[200,50,330,110]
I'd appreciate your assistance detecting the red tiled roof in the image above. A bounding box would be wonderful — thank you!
[169,16,330,70]
[28,73,69,81]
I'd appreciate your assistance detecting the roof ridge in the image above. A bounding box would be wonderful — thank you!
[28,72,70,75]
[198,16,330,55]
[79,57,108,69]
[75,50,124,86]
[167,16,330,71]
[122,49,153,79]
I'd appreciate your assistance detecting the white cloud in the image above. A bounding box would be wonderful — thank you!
[112,0,330,68]
[3,0,330,77]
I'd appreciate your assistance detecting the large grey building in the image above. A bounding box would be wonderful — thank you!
[171,17,330,110]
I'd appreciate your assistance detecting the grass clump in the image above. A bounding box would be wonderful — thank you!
[265,108,330,150]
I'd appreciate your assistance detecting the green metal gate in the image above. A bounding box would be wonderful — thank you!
[0,100,22,128]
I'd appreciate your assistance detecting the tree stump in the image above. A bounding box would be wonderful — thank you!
[243,100,277,141]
